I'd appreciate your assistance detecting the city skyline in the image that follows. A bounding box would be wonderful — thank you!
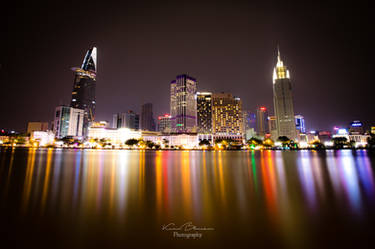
[1,1,374,132]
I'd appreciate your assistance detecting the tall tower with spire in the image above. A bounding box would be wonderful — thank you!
[70,47,97,136]
[272,48,297,141]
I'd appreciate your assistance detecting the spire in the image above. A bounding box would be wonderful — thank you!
[81,47,97,73]
[273,45,290,83]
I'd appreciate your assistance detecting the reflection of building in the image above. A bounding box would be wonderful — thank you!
[113,111,139,130]
[158,114,171,133]
[196,92,212,134]
[295,115,306,133]
[170,74,197,133]
[54,106,84,139]
[27,122,48,134]
[349,120,364,135]
[273,48,297,140]
[212,93,243,137]
[256,106,268,136]
[70,47,97,134]
[140,103,156,131]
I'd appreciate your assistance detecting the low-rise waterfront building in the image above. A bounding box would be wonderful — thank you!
[54,106,84,139]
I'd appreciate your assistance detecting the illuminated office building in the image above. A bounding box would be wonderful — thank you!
[212,93,243,137]
[140,103,156,131]
[54,106,84,139]
[158,114,171,133]
[349,120,364,135]
[256,106,269,136]
[196,92,212,134]
[70,47,97,135]
[295,115,306,133]
[170,74,197,133]
[273,48,297,140]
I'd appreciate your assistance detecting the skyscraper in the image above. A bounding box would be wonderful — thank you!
[212,93,243,137]
[54,106,84,139]
[140,103,156,131]
[170,74,197,133]
[196,92,212,134]
[70,47,97,134]
[256,106,269,137]
[273,48,297,140]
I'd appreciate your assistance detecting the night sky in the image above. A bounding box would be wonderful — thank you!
[1,0,374,132]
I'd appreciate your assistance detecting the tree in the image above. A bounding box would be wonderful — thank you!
[311,141,325,150]
[146,140,155,149]
[277,136,290,143]
[332,137,348,149]
[247,137,263,146]
[125,139,139,147]
[368,135,375,148]
[263,138,274,148]
[199,139,211,146]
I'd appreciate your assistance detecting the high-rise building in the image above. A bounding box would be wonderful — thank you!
[212,93,243,136]
[27,122,49,134]
[256,106,269,136]
[70,47,97,134]
[140,103,156,131]
[295,115,306,133]
[157,114,171,133]
[196,92,212,134]
[170,74,197,133]
[113,111,139,130]
[273,48,297,140]
[54,106,84,139]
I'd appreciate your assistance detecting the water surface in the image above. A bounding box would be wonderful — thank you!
[1,148,375,249]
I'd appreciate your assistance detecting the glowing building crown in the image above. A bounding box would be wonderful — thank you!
[273,47,290,83]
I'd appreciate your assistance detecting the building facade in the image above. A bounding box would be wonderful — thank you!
[273,49,297,140]
[170,74,197,133]
[212,93,243,137]
[196,92,212,134]
[27,122,49,134]
[256,106,269,137]
[268,115,278,140]
[349,120,364,135]
[295,115,306,134]
[157,114,171,133]
[113,111,139,130]
[140,103,156,131]
[54,106,84,139]
[70,47,97,135]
